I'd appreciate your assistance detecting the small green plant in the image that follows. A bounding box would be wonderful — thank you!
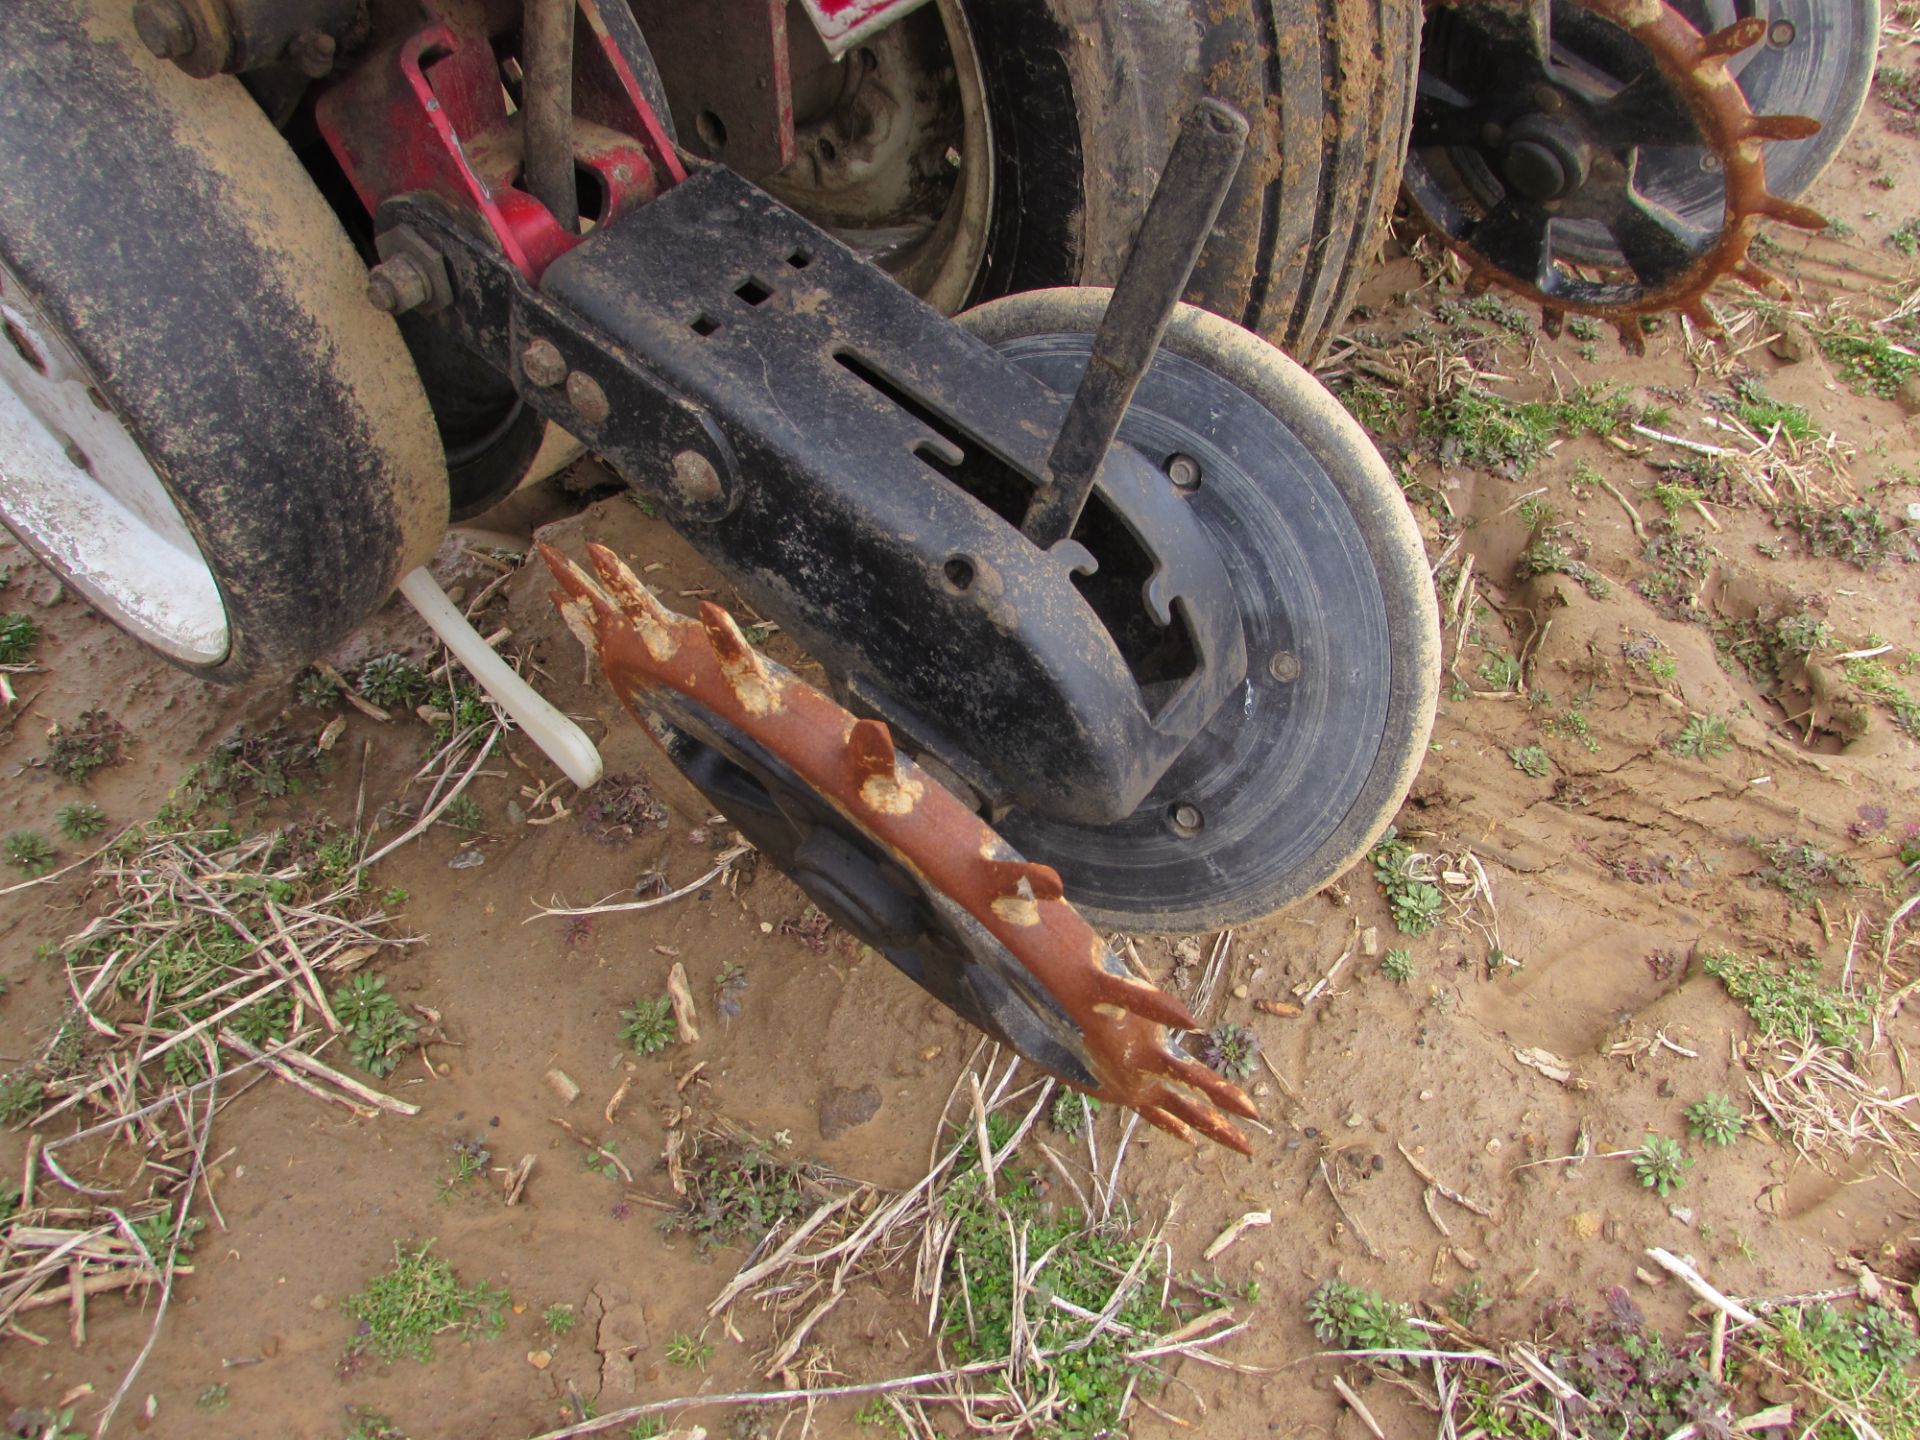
[1753,837,1865,909]
[1669,714,1732,761]
[195,1383,229,1411]
[358,654,430,708]
[1306,1278,1422,1360]
[1418,387,1558,474]
[1476,651,1522,691]
[55,802,106,842]
[330,973,419,1078]
[1796,504,1913,569]
[1703,950,1873,1048]
[544,1303,576,1336]
[340,1240,509,1364]
[1381,948,1415,983]
[296,670,340,709]
[1890,216,1920,255]
[0,611,39,664]
[1196,1023,1260,1081]
[1730,379,1814,442]
[1684,1092,1746,1147]
[1049,1090,1097,1139]
[381,887,410,908]
[343,1408,409,1440]
[619,995,676,1055]
[45,708,127,784]
[1447,1278,1492,1325]
[1820,327,1920,400]
[1649,476,1706,518]
[436,1138,491,1202]
[440,794,483,835]
[1632,1135,1689,1197]
[1372,829,1444,937]
[0,1069,47,1123]
[664,1330,713,1370]
[581,1140,625,1182]
[1746,1300,1920,1440]
[4,831,55,877]
[1508,744,1551,779]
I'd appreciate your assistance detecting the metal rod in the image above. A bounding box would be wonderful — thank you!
[1023,99,1249,550]
[524,0,579,233]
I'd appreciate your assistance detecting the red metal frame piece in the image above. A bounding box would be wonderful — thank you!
[316,0,686,283]
[542,541,1261,1156]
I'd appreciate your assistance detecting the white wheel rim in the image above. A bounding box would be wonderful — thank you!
[0,259,229,664]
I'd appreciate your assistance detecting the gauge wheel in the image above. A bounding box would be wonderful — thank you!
[957,288,1440,933]
[758,0,1421,363]
[0,0,445,681]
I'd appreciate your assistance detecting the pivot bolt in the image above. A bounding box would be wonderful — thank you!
[522,339,568,388]
[1166,453,1202,491]
[365,255,432,315]
[288,29,336,79]
[566,371,610,425]
[1169,802,1205,837]
[667,449,724,507]
[132,0,194,58]
[1268,651,1300,682]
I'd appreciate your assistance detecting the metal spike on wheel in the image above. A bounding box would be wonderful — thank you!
[541,542,1260,1154]
[1406,0,1838,345]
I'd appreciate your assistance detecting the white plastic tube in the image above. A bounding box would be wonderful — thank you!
[398,566,603,789]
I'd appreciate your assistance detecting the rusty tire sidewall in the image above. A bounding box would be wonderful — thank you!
[959,287,1441,930]
[961,0,1420,365]
[0,0,446,684]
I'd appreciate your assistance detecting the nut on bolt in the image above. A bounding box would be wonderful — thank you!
[566,371,610,426]
[365,255,432,315]
[522,339,568,388]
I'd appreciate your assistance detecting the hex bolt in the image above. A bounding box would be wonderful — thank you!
[1268,651,1301,683]
[1166,453,1202,491]
[289,30,337,79]
[365,255,432,315]
[668,449,724,507]
[566,371,611,426]
[1170,802,1205,836]
[132,0,194,58]
[521,339,568,388]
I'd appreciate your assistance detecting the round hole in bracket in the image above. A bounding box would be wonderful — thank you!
[942,555,975,592]
[818,136,838,163]
[1167,802,1205,838]
[695,110,728,150]
[1166,453,1202,491]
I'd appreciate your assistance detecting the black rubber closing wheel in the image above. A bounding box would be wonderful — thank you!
[958,290,1440,934]
[0,0,446,682]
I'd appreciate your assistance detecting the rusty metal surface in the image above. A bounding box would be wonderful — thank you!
[541,541,1259,1154]
[1414,0,1826,348]
[625,0,795,179]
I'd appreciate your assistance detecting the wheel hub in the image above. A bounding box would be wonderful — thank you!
[1500,112,1591,201]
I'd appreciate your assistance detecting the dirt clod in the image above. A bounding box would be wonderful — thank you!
[817,1083,881,1141]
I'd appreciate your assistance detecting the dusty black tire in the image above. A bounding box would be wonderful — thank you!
[958,289,1440,932]
[0,0,445,682]
[959,0,1420,363]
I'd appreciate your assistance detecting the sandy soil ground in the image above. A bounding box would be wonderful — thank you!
[2,57,1919,1440]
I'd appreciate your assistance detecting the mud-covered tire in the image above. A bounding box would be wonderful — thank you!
[962,0,1421,363]
[0,0,445,682]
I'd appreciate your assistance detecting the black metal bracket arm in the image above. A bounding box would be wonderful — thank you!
[1025,99,1250,550]
[381,163,1248,825]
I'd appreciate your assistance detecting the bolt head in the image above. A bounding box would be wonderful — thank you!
[521,339,568,388]
[132,0,194,58]
[365,256,430,315]
[1166,453,1202,490]
[565,371,610,426]
[290,30,336,79]
[668,449,724,507]
[1170,802,1204,836]
[1268,651,1301,683]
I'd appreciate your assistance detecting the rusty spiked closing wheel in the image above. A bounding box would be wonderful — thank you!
[1405,0,1860,347]
[542,542,1260,1153]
